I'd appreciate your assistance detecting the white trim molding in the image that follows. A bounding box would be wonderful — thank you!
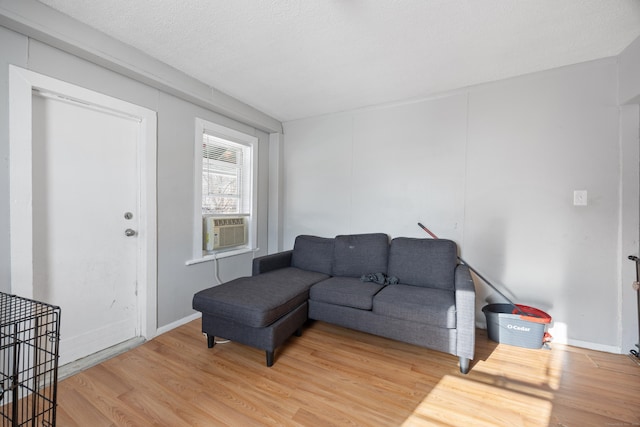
[192,118,259,261]
[156,312,202,336]
[9,65,158,340]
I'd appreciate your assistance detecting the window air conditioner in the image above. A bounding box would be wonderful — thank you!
[203,217,247,251]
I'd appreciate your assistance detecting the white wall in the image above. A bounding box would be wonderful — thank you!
[618,35,640,355]
[0,25,26,290]
[283,57,632,352]
[283,93,468,241]
[619,36,640,105]
[465,60,619,349]
[0,28,273,329]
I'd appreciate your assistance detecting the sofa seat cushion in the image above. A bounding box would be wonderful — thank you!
[309,277,385,310]
[192,267,329,328]
[372,284,456,328]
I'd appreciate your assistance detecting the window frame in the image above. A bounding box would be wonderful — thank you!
[191,118,258,262]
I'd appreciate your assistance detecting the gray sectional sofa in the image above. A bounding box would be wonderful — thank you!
[192,233,476,374]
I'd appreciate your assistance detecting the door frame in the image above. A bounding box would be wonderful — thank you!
[8,65,158,340]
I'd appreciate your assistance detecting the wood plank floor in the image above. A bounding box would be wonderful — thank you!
[55,320,640,426]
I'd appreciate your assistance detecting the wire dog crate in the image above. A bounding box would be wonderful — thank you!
[0,293,61,427]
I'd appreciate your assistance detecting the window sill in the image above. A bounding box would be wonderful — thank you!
[185,247,256,266]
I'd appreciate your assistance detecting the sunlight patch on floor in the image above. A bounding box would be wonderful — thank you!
[402,343,565,426]
[403,374,553,426]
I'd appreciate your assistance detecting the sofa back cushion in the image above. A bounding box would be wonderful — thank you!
[331,233,389,278]
[387,237,457,290]
[291,235,335,275]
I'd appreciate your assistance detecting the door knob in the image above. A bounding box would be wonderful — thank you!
[125,229,136,237]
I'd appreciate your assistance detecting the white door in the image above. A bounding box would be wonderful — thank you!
[31,92,141,366]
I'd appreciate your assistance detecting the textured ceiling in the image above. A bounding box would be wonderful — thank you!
[36,0,640,122]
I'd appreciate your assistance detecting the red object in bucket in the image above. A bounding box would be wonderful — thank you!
[513,304,552,324]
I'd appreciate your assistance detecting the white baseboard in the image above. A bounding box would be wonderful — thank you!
[548,322,622,353]
[477,322,623,354]
[59,336,146,380]
[564,338,622,354]
[156,312,202,336]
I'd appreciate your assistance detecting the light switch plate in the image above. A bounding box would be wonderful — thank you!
[573,190,587,206]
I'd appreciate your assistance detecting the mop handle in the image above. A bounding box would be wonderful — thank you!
[417,222,527,316]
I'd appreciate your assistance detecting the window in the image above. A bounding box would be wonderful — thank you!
[202,134,250,215]
[193,119,258,259]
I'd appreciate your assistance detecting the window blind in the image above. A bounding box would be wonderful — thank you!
[202,133,251,215]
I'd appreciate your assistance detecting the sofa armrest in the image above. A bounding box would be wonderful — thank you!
[252,250,293,276]
[454,264,476,361]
